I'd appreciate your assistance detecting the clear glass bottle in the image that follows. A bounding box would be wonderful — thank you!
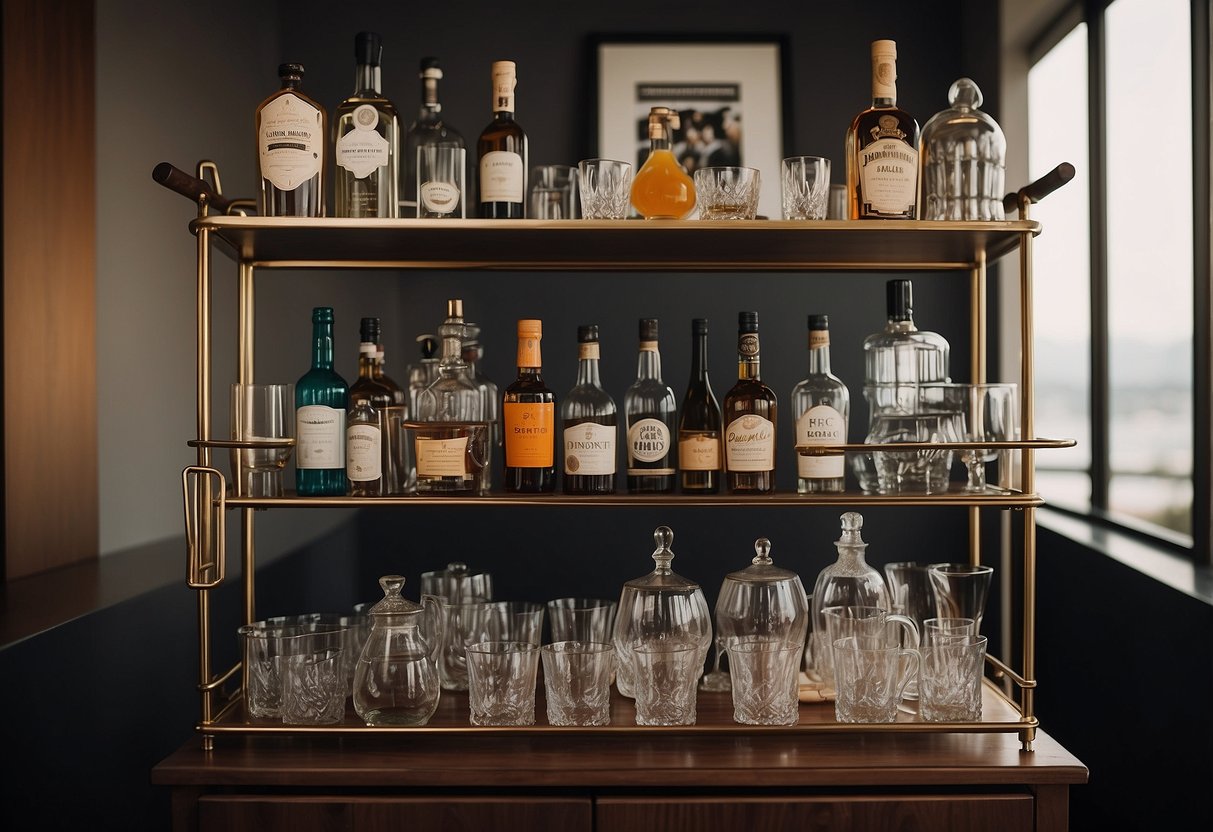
[561,324,617,495]
[845,39,920,220]
[624,318,677,493]
[630,106,696,219]
[404,57,465,214]
[256,62,326,217]
[334,32,399,218]
[502,319,556,493]
[919,77,1007,221]
[677,318,722,493]
[407,334,440,423]
[722,311,777,494]
[792,314,850,493]
[415,299,486,494]
[353,575,442,726]
[295,307,348,495]
[346,396,382,496]
[461,322,499,494]
[476,60,528,218]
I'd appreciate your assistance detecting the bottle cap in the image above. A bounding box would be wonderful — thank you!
[517,318,542,337]
[738,311,759,333]
[416,334,438,359]
[360,317,381,343]
[692,318,708,335]
[639,318,659,341]
[577,324,599,343]
[278,63,305,80]
[420,56,442,77]
[887,279,913,321]
[312,306,333,323]
[447,299,463,318]
[354,32,382,66]
[808,314,829,331]
[871,39,897,59]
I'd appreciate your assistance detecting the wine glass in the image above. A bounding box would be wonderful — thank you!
[956,383,1018,491]
[699,632,731,692]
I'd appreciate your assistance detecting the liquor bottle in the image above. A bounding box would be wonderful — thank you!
[372,333,407,407]
[722,311,777,493]
[295,307,348,495]
[415,300,485,493]
[346,396,382,496]
[407,334,440,425]
[462,322,499,494]
[476,60,528,218]
[349,317,396,412]
[256,63,327,217]
[791,314,850,493]
[630,107,696,220]
[624,318,677,493]
[502,319,556,492]
[677,318,721,493]
[354,317,410,496]
[561,325,617,495]
[404,57,465,215]
[334,32,399,218]
[845,39,920,220]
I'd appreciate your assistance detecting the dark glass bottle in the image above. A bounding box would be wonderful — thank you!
[476,60,528,218]
[722,311,777,493]
[677,318,721,493]
[561,325,617,495]
[295,307,349,495]
[624,318,677,493]
[256,63,326,217]
[502,319,556,492]
[333,32,399,218]
[349,317,395,412]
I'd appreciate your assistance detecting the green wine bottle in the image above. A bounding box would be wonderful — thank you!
[296,307,349,495]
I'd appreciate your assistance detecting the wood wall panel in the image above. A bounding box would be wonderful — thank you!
[2,0,98,579]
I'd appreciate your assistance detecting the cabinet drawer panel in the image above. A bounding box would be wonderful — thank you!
[596,793,1034,832]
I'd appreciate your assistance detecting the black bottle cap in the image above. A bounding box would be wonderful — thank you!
[420,56,440,70]
[278,63,305,80]
[692,318,708,335]
[355,32,382,67]
[738,311,759,333]
[311,306,332,322]
[888,279,913,321]
[417,334,438,359]
[577,324,599,343]
[360,317,381,343]
[639,318,659,341]
[808,314,829,331]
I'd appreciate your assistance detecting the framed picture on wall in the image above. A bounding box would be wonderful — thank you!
[590,34,791,218]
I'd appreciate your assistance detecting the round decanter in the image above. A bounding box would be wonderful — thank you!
[613,526,712,698]
[919,77,1007,221]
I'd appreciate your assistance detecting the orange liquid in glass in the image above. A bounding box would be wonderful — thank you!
[630,149,696,219]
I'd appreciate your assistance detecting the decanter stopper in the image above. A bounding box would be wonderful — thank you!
[369,574,416,614]
[837,511,866,548]
[651,525,675,573]
[752,537,773,566]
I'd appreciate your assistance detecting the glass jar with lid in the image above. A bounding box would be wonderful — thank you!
[919,77,1006,221]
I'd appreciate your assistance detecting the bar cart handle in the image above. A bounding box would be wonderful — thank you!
[1002,161,1076,214]
[182,465,226,590]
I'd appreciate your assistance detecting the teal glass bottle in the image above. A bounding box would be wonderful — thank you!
[296,307,349,495]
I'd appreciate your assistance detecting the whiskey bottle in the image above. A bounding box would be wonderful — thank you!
[845,39,920,220]
[404,57,465,215]
[257,63,327,217]
[416,299,485,494]
[295,307,348,495]
[561,325,617,495]
[677,318,721,493]
[346,396,383,496]
[624,318,677,493]
[722,311,777,493]
[630,106,696,220]
[791,314,850,493]
[502,319,556,492]
[349,317,395,412]
[334,32,399,218]
[476,60,528,218]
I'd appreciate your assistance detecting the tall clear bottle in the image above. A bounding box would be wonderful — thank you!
[677,318,722,493]
[403,57,465,215]
[256,63,326,217]
[624,318,677,493]
[462,323,499,494]
[722,311,777,494]
[415,300,485,493]
[334,32,399,218]
[407,334,440,424]
[561,325,617,495]
[630,106,696,220]
[295,307,348,495]
[502,319,556,493]
[791,314,850,493]
[476,60,528,218]
[845,39,920,220]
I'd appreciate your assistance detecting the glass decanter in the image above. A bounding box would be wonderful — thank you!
[630,106,696,219]
[919,77,1007,221]
[612,526,712,698]
[807,512,890,678]
[705,537,809,693]
[352,575,444,726]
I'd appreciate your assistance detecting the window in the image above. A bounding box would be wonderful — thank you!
[1027,0,1207,559]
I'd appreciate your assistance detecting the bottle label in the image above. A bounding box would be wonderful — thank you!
[258,93,323,191]
[296,405,345,469]
[724,414,775,471]
[678,432,721,471]
[515,334,541,368]
[859,134,918,216]
[809,330,830,350]
[336,105,389,179]
[416,435,472,478]
[738,333,759,357]
[628,417,671,464]
[420,181,460,214]
[480,151,524,202]
[491,64,516,113]
[504,401,554,467]
[346,422,382,481]
[578,342,600,361]
[563,422,616,476]
[796,405,846,479]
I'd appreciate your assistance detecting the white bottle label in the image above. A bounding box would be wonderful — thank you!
[296,405,345,469]
[678,433,720,471]
[346,422,382,481]
[420,181,460,213]
[480,150,523,202]
[335,105,388,179]
[797,405,846,479]
[564,422,616,476]
[724,414,775,472]
[628,418,671,464]
[858,134,918,216]
[416,435,471,478]
[258,93,323,191]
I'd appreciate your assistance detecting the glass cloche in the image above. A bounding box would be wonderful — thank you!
[919,77,1007,221]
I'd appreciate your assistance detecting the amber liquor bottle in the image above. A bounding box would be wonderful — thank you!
[722,311,777,493]
[502,319,556,492]
[476,60,528,218]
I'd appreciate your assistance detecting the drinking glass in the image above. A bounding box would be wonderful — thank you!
[919,634,987,722]
[832,634,920,723]
[726,637,801,725]
[435,597,489,691]
[541,641,614,726]
[465,641,540,726]
[529,164,577,219]
[922,616,977,645]
[230,383,294,498]
[546,597,616,644]
[866,410,963,495]
[959,383,1019,491]
[631,640,700,726]
[780,155,831,220]
[416,144,465,218]
[577,158,632,219]
[882,562,937,637]
[279,646,345,725]
[483,601,545,646]
[821,605,919,688]
[927,563,994,633]
[420,561,494,602]
[693,166,761,219]
[239,623,308,719]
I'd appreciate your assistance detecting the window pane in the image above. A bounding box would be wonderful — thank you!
[1106,0,1193,537]
[1029,24,1091,512]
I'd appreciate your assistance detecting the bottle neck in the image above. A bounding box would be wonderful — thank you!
[354,63,381,95]
[421,75,441,111]
[358,343,377,378]
[808,342,832,375]
[312,322,334,370]
[576,344,603,388]
[737,332,761,380]
[516,334,542,375]
[439,322,466,371]
[649,134,671,153]
[689,332,709,382]
[872,95,896,108]
[636,342,663,381]
[886,317,918,333]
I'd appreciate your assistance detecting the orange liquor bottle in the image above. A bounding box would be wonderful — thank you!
[630,107,696,219]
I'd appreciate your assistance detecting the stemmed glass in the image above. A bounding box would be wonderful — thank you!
[699,633,731,692]
[956,383,1018,491]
